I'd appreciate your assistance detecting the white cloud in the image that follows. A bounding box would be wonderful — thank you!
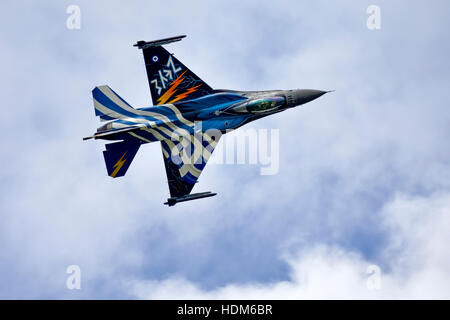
[0,0,450,299]
[130,192,450,299]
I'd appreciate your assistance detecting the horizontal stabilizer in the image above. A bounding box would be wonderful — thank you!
[103,140,141,178]
[93,85,136,121]
[164,191,217,207]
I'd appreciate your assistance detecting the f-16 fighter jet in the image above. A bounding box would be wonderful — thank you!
[84,35,329,206]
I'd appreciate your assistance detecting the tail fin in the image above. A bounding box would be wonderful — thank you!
[134,35,213,105]
[103,140,141,178]
[93,85,136,121]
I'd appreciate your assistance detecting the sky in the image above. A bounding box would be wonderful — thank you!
[0,0,449,299]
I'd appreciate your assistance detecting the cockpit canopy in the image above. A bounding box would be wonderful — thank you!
[247,96,286,113]
[231,96,286,114]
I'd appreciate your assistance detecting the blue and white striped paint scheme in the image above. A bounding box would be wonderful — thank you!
[86,36,329,206]
[91,85,227,183]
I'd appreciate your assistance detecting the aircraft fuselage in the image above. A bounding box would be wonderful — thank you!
[94,89,327,142]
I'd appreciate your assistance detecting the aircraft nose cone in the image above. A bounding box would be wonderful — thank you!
[294,89,327,105]
[285,89,328,107]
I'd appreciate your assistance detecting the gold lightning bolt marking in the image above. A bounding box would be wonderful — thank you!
[110,151,127,178]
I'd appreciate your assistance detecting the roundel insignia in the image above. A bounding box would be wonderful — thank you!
[152,56,159,62]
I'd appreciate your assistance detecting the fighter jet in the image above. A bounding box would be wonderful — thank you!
[84,35,329,206]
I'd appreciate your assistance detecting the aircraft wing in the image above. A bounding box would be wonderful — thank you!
[160,130,220,206]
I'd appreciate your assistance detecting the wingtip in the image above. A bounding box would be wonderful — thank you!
[133,35,187,49]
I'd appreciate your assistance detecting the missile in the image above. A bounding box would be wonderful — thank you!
[164,191,217,206]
